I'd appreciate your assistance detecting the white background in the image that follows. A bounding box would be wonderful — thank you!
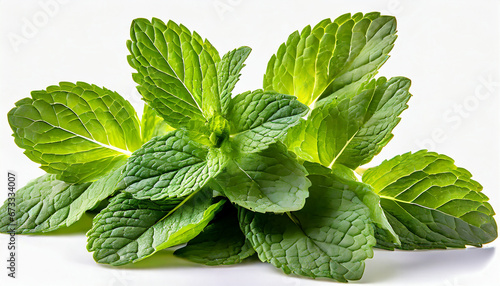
[0,0,499,285]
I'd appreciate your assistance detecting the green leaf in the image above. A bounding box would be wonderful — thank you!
[304,162,399,245]
[217,46,251,116]
[128,18,221,133]
[8,82,141,183]
[286,77,410,169]
[263,12,397,107]
[285,90,371,167]
[228,90,309,153]
[239,172,375,281]
[117,130,221,200]
[87,189,224,266]
[0,166,123,234]
[214,143,310,213]
[335,77,411,169]
[362,150,498,249]
[141,103,175,143]
[174,202,255,265]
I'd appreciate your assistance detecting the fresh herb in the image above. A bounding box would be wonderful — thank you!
[1,12,497,282]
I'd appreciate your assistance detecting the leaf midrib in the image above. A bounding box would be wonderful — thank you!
[136,23,206,118]
[22,117,132,156]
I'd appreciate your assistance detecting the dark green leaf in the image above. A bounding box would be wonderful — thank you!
[0,166,123,234]
[174,202,255,265]
[239,172,375,281]
[87,189,224,266]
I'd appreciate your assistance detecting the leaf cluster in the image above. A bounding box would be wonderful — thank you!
[1,12,497,282]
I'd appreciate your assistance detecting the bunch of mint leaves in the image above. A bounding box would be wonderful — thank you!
[1,12,497,282]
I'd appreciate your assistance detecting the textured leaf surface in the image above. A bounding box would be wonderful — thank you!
[117,130,216,200]
[0,167,123,234]
[87,189,224,266]
[141,103,175,143]
[286,77,410,169]
[217,46,251,116]
[128,18,220,132]
[363,150,497,249]
[304,162,399,244]
[239,172,375,281]
[263,12,397,107]
[285,91,371,167]
[8,82,141,183]
[215,143,310,213]
[228,90,308,153]
[335,77,411,168]
[174,202,255,265]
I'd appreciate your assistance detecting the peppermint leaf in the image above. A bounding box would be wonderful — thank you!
[228,90,308,153]
[87,189,224,265]
[0,166,123,234]
[363,150,497,249]
[174,202,255,265]
[117,130,219,200]
[128,18,220,133]
[8,82,141,183]
[264,12,397,107]
[239,172,375,281]
[214,143,310,213]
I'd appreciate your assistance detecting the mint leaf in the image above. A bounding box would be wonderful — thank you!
[239,172,375,281]
[304,162,399,245]
[263,12,397,107]
[141,103,175,143]
[87,189,224,266]
[228,90,308,153]
[286,77,410,169]
[8,82,141,183]
[128,18,220,133]
[0,166,123,234]
[335,77,411,169]
[363,150,498,249]
[217,46,251,116]
[117,130,220,200]
[285,90,371,166]
[174,202,255,265]
[214,143,310,213]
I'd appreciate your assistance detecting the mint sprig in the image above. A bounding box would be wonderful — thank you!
[1,12,496,283]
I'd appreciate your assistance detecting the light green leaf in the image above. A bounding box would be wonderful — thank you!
[117,130,221,200]
[285,90,371,167]
[217,46,251,116]
[228,90,309,153]
[286,77,410,169]
[8,82,141,183]
[87,189,224,266]
[0,166,123,234]
[363,150,497,249]
[214,143,310,213]
[303,161,358,181]
[141,103,175,143]
[128,18,221,133]
[335,77,411,169]
[263,12,397,107]
[239,172,375,281]
[174,202,255,265]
